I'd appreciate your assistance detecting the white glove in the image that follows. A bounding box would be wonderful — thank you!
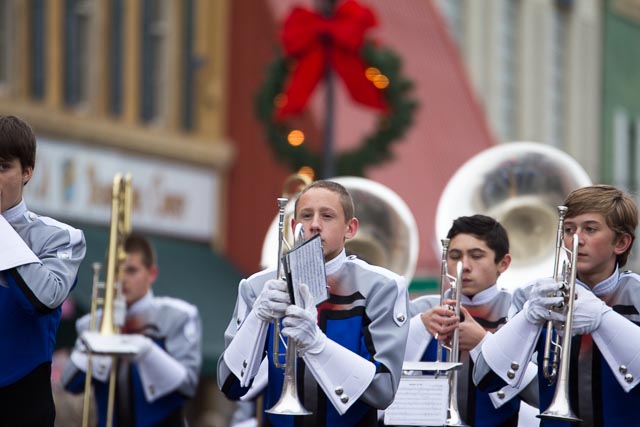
[282,284,326,355]
[110,334,154,361]
[523,277,565,325]
[253,279,290,322]
[570,285,612,336]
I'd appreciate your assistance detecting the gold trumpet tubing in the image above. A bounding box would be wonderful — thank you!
[82,173,133,427]
[99,174,132,336]
[82,263,103,427]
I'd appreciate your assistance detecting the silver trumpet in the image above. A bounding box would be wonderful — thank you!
[436,238,468,427]
[265,198,311,416]
[538,206,581,422]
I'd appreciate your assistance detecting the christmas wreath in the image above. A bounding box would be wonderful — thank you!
[255,0,417,177]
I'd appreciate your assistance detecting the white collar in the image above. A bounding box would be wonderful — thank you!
[2,199,27,222]
[580,266,620,296]
[325,249,347,275]
[127,290,154,317]
[457,284,499,306]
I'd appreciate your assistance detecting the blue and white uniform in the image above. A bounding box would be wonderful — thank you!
[218,249,410,427]
[475,268,640,427]
[0,199,86,425]
[399,286,533,427]
[62,290,202,427]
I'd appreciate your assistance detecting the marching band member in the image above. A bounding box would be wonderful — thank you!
[218,180,410,426]
[62,233,202,427]
[391,215,537,427]
[474,185,640,426]
[0,115,87,426]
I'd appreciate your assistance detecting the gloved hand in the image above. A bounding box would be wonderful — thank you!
[570,285,612,336]
[253,279,291,322]
[282,284,326,355]
[523,277,565,325]
[121,334,154,361]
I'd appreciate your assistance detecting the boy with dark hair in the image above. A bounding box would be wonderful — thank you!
[397,214,536,427]
[0,115,87,426]
[475,184,640,426]
[218,179,410,426]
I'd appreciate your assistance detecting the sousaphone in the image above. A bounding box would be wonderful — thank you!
[261,176,419,283]
[435,142,592,291]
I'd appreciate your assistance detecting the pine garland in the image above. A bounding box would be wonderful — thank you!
[255,41,418,177]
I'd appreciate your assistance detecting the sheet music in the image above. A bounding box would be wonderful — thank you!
[0,216,39,271]
[384,376,449,426]
[283,234,329,306]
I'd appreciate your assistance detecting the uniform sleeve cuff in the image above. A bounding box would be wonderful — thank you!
[481,311,542,387]
[136,344,188,402]
[592,309,640,391]
[223,310,269,387]
[302,338,376,415]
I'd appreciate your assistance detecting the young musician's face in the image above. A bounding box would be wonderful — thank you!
[563,212,631,287]
[294,187,358,262]
[447,233,510,297]
[0,158,32,213]
[121,251,158,307]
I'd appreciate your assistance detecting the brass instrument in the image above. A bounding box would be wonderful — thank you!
[261,175,418,416]
[541,206,568,382]
[435,142,591,291]
[261,176,419,282]
[538,214,581,422]
[265,201,311,416]
[436,239,468,427]
[81,173,133,427]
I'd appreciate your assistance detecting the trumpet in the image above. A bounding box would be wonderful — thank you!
[436,238,468,427]
[537,206,581,422]
[265,198,311,416]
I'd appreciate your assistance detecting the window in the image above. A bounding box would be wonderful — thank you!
[64,0,94,107]
[0,0,12,88]
[547,6,568,148]
[497,0,520,141]
[439,0,465,49]
[140,0,168,123]
[30,0,46,99]
[182,0,195,130]
[109,0,123,115]
[613,109,640,193]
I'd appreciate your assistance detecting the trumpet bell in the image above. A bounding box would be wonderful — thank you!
[261,176,419,283]
[436,142,591,291]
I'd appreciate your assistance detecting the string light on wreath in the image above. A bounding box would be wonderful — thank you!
[255,0,417,177]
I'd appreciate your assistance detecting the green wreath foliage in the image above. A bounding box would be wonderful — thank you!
[255,41,418,177]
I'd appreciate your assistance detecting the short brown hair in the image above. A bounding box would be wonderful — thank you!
[124,233,156,269]
[0,115,36,170]
[565,184,638,267]
[294,180,355,221]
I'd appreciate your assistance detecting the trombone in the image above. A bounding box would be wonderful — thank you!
[538,206,581,422]
[81,173,133,427]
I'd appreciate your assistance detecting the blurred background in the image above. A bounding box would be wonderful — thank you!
[1,0,639,425]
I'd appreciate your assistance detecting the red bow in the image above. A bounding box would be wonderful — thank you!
[275,0,388,120]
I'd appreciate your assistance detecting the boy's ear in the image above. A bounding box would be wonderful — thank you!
[22,167,33,186]
[497,253,512,275]
[614,233,633,255]
[345,217,359,240]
